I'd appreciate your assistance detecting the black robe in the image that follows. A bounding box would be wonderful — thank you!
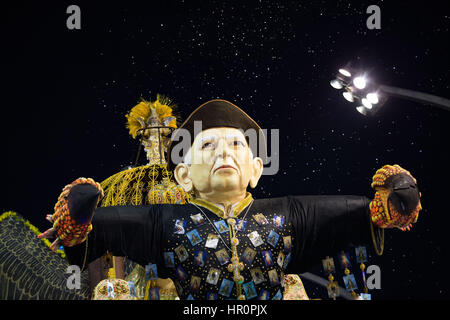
[64,195,380,300]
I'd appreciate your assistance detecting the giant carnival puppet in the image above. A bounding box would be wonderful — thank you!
[1,98,422,300]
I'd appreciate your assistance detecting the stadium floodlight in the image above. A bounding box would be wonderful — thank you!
[330,79,344,89]
[366,92,379,104]
[330,66,450,116]
[353,76,367,90]
[343,91,354,102]
[338,68,352,77]
[361,98,373,109]
[356,106,368,115]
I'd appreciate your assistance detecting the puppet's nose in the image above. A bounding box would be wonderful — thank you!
[215,139,231,158]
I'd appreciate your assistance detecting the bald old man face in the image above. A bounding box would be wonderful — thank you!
[174,127,263,205]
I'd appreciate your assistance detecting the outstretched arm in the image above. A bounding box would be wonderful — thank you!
[63,205,166,270]
[286,194,373,273]
[38,178,166,271]
[286,164,422,273]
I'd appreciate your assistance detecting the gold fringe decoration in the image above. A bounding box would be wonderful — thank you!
[99,164,190,207]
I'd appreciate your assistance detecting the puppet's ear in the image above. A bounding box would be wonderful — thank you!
[249,157,264,188]
[174,163,193,193]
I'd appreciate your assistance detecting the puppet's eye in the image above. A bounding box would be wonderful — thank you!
[202,142,215,149]
[232,140,244,147]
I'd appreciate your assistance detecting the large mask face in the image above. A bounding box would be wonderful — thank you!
[174,127,263,199]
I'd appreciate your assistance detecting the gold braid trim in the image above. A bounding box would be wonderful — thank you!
[81,237,89,272]
[189,193,253,219]
[370,220,384,256]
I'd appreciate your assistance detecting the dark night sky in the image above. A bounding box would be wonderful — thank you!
[1,1,449,299]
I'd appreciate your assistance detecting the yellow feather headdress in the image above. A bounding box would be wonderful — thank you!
[125,94,178,139]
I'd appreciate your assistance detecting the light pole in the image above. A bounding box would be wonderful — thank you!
[330,67,450,115]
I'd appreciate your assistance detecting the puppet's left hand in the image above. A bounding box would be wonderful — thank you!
[369,164,422,230]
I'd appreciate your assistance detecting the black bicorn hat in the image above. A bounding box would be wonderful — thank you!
[167,99,267,171]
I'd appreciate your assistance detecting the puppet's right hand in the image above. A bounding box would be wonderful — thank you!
[38,178,104,250]
[369,164,421,230]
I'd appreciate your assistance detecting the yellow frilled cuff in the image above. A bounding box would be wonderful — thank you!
[368,164,423,255]
[369,164,421,231]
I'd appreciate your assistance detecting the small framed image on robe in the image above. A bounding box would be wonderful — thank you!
[267,230,280,248]
[339,251,352,269]
[359,293,371,300]
[241,247,257,266]
[186,229,202,246]
[273,215,285,229]
[327,284,339,299]
[355,246,368,264]
[193,250,207,267]
[174,244,189,262]
[235,219,247,232]
[261,250,274,267]
[145,263,158,281]
[258,289,270,300]
[206,267,221,285]
[283,236,292,253]
[248,231,264,247]
[163,252,175,268]
[205,233,219,249]
[250,267,266,285]
[214,220,229,234]
[128,281,136,298]
[218,278,234,297]
[243,281,258,299]
[322,256,336,274]
[175,265,189,282]
[343,274,358,292]
[206,292,218,300]
[174,219,187,235]
[277,251,285,268]
[190,213,205,226]
[190,275,201,292]
[215,248,230,265]
[253,213,269,226]
[272,289,283,300]
[106,281,115,299]
[268,269,280,287]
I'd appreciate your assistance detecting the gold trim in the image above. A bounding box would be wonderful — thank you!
[378,188,392,224]
[189,193,253,219]
[81,237,89,272]
[232,195,253,217]
[370,221,384,256]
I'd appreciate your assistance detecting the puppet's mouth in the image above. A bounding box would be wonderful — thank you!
[214,165,237,173]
